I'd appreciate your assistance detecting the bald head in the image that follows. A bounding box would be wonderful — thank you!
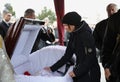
[106,3,118,17]
[24,8,35,19]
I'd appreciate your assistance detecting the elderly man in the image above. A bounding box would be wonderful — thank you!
[93,3,118,59]
[23,8,55,52]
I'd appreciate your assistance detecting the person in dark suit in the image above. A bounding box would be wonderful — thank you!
[23,8,55,52]
[38,17,55,49]
[93,3,118,60]
[101,9,120,82]
[44,11,101,82]
[0,10,12,39]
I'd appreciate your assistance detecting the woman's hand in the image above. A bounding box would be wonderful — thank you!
[69,71,76,77]
[44,67,51,72]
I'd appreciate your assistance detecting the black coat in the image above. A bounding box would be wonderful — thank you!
[93,18,108,50]
[101,9,120,79]
[31,27,55,52]
[50,21,101,82]
[0,20,11,39]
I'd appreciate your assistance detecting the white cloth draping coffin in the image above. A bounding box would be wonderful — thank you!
[14,45,73,82]
[29,45,67,75]
[15,66,73,82]
[11,24,41,74]
[10,19,73,82]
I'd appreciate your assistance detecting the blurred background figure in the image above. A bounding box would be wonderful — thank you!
[0,10,12,39]
[37,17,55,49]
[24,8,36,19]
[0,11,2,22]
[23,9,55,52]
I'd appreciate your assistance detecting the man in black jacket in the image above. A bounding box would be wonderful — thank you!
[101,9,120,82]
[0,10,12,39]
[93,3,118,59]
[23,8,55,52]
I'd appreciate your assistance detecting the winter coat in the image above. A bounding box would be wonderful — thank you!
[101,9,120,80]
[50,21,101,82]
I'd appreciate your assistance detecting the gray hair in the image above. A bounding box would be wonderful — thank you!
[2,9,11,17]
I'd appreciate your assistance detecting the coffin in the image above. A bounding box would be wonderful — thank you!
[15,45,73,82]
[5,17,73,82]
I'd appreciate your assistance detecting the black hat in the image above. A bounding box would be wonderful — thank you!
[62,11,81,26]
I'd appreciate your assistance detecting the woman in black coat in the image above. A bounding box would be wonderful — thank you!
[44,11,101,82]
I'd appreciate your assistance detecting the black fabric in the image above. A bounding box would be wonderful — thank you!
[110,34,120,78]
[62,11,81,27]
[101,9,120,82]
[0,20,12,39]
[93,19,108,50]
[31,27,55,53]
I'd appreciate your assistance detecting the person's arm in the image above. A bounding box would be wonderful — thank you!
[93,23,102,50]
[102,11,120,80]
[101,17,118,80]
[101,17,117,68]
[50,36,74,72]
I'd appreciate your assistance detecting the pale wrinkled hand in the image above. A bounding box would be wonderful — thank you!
[69,71,76,77]
[104,68,111,80]
[44,67,51,72]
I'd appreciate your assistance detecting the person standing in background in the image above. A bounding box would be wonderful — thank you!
[24,8,36,19]
[38,17,55,49]
[0,11,2,22]
[0,10,12,39]
[101,9,120,82]
[23,9,55,52]
[93,3,118,59]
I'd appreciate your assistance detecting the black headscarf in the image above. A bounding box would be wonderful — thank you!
[62,11,82,28]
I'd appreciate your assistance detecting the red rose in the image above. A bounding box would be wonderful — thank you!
[24,71,31,76]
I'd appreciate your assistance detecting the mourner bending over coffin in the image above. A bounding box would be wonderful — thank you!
[44,12,101,82]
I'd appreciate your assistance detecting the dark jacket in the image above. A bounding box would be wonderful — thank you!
[50,21,100,82]
[31,26,55,52]
[0,20,12,39]
[93,19,108,50]
[101,9,120,79]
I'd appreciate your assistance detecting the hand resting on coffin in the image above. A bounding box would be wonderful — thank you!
[44,67,76,77]
[44,67,51,72]
[33,68,52,76]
